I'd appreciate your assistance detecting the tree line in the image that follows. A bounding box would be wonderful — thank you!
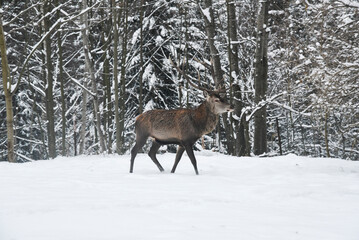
[0,0,358,162]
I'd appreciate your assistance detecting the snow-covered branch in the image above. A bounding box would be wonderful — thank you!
[12,1,101,95]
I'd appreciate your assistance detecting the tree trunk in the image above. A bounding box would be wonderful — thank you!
[118,0,128,154]
[202,0,223,87]
[0,16,16,163]
[73,115,78,156]
[112,0,121,154]
[101,6,112,154]
[103,37,112,154]
[56,0,66,156]
[139,0,144,114]
[39,13,49,159]
[44,0,56,159]
[253,0,269,155]
[324,110,330,157]
[81,0,106,153]
[79,81,88,155]
[226,0,248,156]
[201,0,234,154]
[276,117,282,155]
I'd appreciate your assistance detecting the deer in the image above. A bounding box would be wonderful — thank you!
[129,59,234,175]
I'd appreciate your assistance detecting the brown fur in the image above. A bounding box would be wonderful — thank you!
[135,101,218,144]
[130,92,233,175]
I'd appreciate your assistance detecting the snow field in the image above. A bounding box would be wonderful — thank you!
[1,152,359,240]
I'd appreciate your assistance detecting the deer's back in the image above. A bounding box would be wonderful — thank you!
[135,105,218,144]
[135,108,200,143]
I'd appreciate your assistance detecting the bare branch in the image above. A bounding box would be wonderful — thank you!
[63,69,95,97]
[169,57,211,93]
[3,2,41,27]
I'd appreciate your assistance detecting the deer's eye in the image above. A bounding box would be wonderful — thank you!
[215,99,220,103]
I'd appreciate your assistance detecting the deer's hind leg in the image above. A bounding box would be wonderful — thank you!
[184,144,199,175]
[148,140,164,172]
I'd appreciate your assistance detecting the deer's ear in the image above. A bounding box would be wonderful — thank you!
[203,90,210,98]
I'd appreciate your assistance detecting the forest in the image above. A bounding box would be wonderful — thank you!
[0,0,358,162]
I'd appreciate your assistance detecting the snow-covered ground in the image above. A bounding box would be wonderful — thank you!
[1,152,359,240]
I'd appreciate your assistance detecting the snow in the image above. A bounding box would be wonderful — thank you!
[202,7,211,23]
[339,0,359,8]
[131,28,140,45]
[305,59,312,65]
[143,64,153,82]
[144,99,155,112]
[149,17,155,30]
[1,153,359,240]
[155,35,163,45]
[268,10,285,15]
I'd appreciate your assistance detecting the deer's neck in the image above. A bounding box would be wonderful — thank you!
[194,101,219,136]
